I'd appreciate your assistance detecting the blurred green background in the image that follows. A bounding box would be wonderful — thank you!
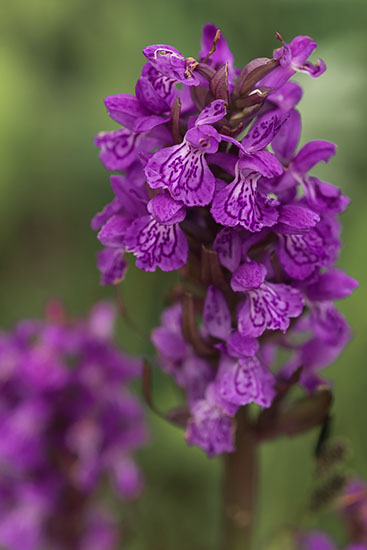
[1,0,366,548]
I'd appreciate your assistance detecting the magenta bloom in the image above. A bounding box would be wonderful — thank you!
[93,24,356,457]
[0,302,147,550]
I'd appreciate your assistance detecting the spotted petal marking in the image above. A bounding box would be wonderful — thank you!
[217,353,275,408]
[145,135,218,207]
[277,217,341,280]
[141,63,177,105]
[238,282,304,337]
[242,112,286,153]
[125,215,188,272]
[186,395,235,457]
[211,169,279,232]
[195,99,226,126]
[94,129,141,171]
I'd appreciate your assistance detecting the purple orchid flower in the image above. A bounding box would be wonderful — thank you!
[0,303,147,550]
[152,303,213,404]
[145,100,227,206]
[260,34,326,91]
[143,44,201,87]
[93,28,356,463]
[185,383,236,457]
[211,111,287,231]
[230,261,304,337]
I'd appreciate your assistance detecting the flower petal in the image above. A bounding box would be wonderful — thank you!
[305,269,358,302]
[212,228,242,272]
[97,215,131,247]
[277,216,341,280]
[97,248,127,286]
[151,327,187,361]
[195,99,227,126]
[125,215,188,272]
[147,192,186,225]
[274,204,320,235]
[104,94,148,129]
[145,132,218,207]
[268,82,303,113]
[186,393,235,457]
[239,150,283,178]
[211,169,279,231]
[238,282,304,337]
[217,353,275,408]
[199,24,234,69]
[271,109,301,164]
[231,261,267,292]
[143,44,200,86]
[303,176,350,213]
[292,140,336,175]
[203,286,231,340]
[135,76,170,114]
[242,112,288,153]
[226,331,259,358]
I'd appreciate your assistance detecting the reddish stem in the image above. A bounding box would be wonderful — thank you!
[223,407,258,550]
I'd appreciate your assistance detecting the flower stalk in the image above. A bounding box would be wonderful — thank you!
[92,22,358,548]
[223,406,258,550]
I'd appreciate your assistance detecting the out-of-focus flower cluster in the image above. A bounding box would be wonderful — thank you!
[0,302,147,550]
[93,24,357,456]
[299,478,367,550]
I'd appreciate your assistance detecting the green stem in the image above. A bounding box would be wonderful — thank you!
[223,407,258,550]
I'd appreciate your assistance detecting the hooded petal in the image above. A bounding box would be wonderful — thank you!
[305,268,358,301]
[203,286,231,340]
[104,94,148,129]
[231,261,267,292]
[277,216,341,280]
[195,99,227,126]
[239,151,283,178]
[135,77,170,114]
[241,112,288,153]
[292,140,336,175]
[274,204,320,235]
[143,44,201,86]
[226,331,259,358]
[271,109,301,164]
[97,248,127,285]
[212,228,242,272]
[260,35,326,89]
[97,215,131,247]
[303,176,350,214]
[147,192,186,225]
[287,36,326,77]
